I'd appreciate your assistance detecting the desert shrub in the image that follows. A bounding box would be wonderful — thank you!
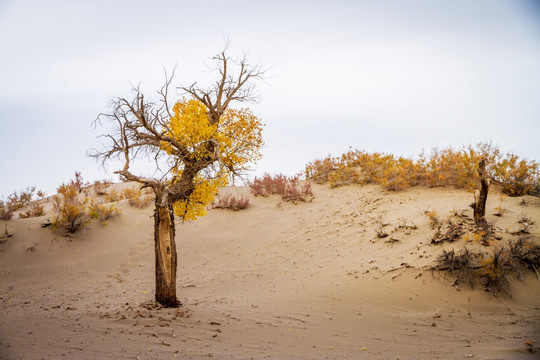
[19,203,45,219]
[250,173,287,197]
[71,171,88,193]
[5,186,42,211]
[88,199,121,221]
[419,146,484,189]
[374,221,389,238]
[0,200,13,220]
[328,165,361,188]
[250,174,313,203]
[211,193,250,210]
[425,210,440,229]
[508,238,540,277]
[1,186,45,219]
[518,212,535,226]
[103,189,122,203]
[435,247,478,287]
[305,156,337,184]
[491,154,540,196]
[280,178,314,204]
[93,180,111,197]
[380,157,419,191]
[122,186,153,208]
[304,142,540,196]
[493,195,507,217]
[51,183,88,233]
[479,247,512,295]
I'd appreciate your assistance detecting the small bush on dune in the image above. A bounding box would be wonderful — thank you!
[328,165,361,188]
[19,203,45,219]
[92,180,111,197]
[305,156,336,184]
[435,236,540,296]
[281,178,314,204]
[104,189,122,203]
[5,186,44,211]
[425,210,440,229]
[122,186,153,208]
[250,174,313,203]
[211,193,250,210]
[491,154,540,196]
[249,173,288,197]
[1,186,45,220]
[508,238,540,278]
[0,200,13,221]
[435,247,478,287]
[71,171,88,193]
[479,247,512,295]
[87,198,121,221]
[51,183,88,233]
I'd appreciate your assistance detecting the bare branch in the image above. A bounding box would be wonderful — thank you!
[179,47,266,125]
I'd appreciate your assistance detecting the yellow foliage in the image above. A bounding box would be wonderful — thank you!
[328,165,361,188]
[479,256,503,280]
[51,183,88,233]
[162,98,263,221]
[173,175,228,221]
[424,210,440,229]
[122,186,153,209]
[88,198,121,222]
[163,98,263,170]
[104,189,121,203]
[304,142,540,196]
[472,231,486,243]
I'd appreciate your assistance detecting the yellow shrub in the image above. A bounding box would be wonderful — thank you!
[328,165,361,188]
[122,186,153,209]
[104,189,122,203]
[88,199,121,222]
[51,183,88,233]
[304,142,539,196]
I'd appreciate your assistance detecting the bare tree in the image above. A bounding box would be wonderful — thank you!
[91,47,265,307]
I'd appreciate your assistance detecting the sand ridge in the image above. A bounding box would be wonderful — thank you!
[1,183,539,359]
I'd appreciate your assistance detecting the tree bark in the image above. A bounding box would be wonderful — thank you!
[153,191,178,307]
[473,159,490,226]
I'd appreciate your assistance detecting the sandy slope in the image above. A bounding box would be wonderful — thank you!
[0,183,539,359]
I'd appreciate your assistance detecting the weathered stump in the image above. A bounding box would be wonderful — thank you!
[472,159,490,226]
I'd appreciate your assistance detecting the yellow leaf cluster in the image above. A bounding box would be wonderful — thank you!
[163,98,264,168]
[173,175,228,221]
[162,98,263,221]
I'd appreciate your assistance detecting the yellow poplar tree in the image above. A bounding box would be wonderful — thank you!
[92,47,265,307]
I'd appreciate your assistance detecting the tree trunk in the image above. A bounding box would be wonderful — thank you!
[153,192,178,307]
[473,159,490,226]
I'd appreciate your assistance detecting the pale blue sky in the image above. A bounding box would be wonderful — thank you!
[1,0,539,197]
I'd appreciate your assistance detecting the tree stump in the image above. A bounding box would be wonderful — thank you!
[472,159,490,226]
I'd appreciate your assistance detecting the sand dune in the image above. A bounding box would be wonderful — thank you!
[1,183,539,359]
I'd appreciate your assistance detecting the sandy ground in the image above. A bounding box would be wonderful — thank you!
[1,183,539,359]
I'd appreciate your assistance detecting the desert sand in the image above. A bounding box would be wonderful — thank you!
[1,183,539,359]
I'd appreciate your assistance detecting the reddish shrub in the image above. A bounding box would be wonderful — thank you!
[0,200,13,220]
[211,193,250,210]
[250,174,313,203]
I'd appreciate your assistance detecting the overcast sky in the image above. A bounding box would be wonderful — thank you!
[1,0,539,197]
